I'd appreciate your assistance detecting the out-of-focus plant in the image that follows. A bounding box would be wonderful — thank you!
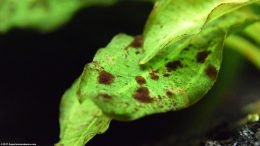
[1,0,260,146]
[0,0,119,32]
[0,0,153,32]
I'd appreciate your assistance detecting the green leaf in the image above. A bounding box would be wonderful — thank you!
[77,1,260,121]
[140,0,259,65]
[78,32,223,121]
[0,0,117,32]
[56,78,111,146]
[0,0,154,33]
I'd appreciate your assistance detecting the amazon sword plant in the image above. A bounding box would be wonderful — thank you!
[1,0,260,145]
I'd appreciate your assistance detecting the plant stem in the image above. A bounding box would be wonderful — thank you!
[225,34,260,68]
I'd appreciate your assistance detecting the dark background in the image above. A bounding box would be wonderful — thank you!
[0,2,259,146]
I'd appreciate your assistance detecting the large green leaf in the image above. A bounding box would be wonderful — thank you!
[56,79,111,146]
[77,1,260,121]
[78,33,223,121]
[56,0,260,145]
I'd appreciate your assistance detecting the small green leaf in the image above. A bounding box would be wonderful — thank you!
[57,78,111,146]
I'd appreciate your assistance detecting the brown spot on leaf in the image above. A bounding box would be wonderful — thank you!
[149,71,159,80]
[133,87,153,103]
[166,91,174,97]
[98,71,115,85]
[135,76,146,85]
[197,51,211,63]
[130,35,143,48]
[76,90,81,97]
[166,60,183,71]
[158,95,162,99]
[99,93,112,100]
[76,90,83,102]
[163,73,171,77]
[205,64,218,80]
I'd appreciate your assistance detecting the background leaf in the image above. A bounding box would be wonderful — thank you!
[225,22,260,68]
[0,0,154,33]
